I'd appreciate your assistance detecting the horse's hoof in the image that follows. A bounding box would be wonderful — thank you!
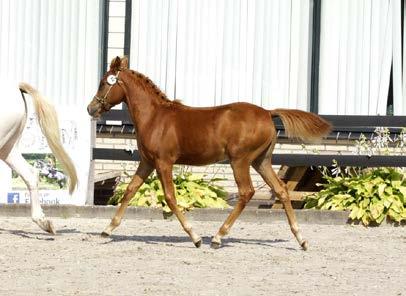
[101,231,111,238]
[301,240,309,251]
[34,218,56,235]
[194,239,202,248]
[210,240,221,249]
[46,220,56,235]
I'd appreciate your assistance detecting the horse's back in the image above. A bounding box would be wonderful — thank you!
[179,102,272,135]
[155,102,274,165]
[0,81,27,158]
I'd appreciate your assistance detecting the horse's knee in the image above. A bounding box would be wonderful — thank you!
[125,184,137,195]
[239,188,255,204]
[290,223,300,235]
[26,173,39,191]
[275,189,290,203]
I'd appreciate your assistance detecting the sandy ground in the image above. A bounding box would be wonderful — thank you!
[0,217,404,296]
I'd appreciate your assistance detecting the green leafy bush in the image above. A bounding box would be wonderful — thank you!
[108,172,229,212]
[304,167,406,225]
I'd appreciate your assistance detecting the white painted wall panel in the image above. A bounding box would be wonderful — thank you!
[318,0,399,115]
[392,0,405,115]
[403,1,406,115]
[130,0,311,110]
[0,0,101,107]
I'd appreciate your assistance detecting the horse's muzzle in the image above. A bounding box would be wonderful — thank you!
[87,102,100,118]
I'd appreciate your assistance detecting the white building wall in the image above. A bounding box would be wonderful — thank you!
[128,0,405,115]
[318,0,405,116]
[392,0,405,115]
[130,0,312,110]
[0,0,101,106]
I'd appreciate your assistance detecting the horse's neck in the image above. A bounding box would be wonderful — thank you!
[124,81,162,131]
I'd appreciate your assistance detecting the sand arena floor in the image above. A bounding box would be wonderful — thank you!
[0,217,404,296]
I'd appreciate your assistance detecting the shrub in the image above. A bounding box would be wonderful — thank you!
[304,167,406,225]
[108,172,229,212]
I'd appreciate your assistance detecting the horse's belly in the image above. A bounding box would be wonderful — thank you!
[0,112,25,156]
[0,84,26,156]
[175,148,227,166]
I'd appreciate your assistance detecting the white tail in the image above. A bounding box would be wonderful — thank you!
[18,82,78,194]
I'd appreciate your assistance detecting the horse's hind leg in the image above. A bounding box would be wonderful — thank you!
[102,160,153,237]
[211,159,254,248]
[4,148,55,234]
[253,157,308,250]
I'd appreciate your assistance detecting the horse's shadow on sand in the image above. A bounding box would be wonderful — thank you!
[0,227,57,240]
[0,227,80,240]
[96,233,296,250]
[0,227,296,251]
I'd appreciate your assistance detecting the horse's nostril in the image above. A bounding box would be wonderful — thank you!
[87,105,93,115]
[87,104,101,118]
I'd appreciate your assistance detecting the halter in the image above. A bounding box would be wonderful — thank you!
[94,71,121,110]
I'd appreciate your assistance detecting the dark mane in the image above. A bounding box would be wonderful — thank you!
[129,70,183,105]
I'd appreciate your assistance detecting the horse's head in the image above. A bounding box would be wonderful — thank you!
[87,56,129,118]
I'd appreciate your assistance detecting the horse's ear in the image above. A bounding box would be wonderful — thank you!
[120,56,129,69]
[110,56,121,71]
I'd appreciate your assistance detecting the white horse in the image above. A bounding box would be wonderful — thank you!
[0,82,77,234]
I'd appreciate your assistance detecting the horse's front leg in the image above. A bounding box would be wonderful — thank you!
[155,160,202,248]
[102,160,154,237]
[5,148,55,234]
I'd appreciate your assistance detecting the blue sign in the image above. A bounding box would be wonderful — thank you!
[7,192,20,204]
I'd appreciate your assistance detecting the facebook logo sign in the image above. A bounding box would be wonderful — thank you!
[7,193,20,204]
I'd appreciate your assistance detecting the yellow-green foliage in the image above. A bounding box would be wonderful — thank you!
[304,167,406,225]
[109,172,229,212]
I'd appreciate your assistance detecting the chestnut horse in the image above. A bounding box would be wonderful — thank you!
[87,57,331,250]
[1,82,77,233]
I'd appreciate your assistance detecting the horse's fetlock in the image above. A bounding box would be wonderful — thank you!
[31,211,45,222]
[290,223,299,234]
[182,222,192,233]
[219,225,230,237]
[111,217,121,227]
